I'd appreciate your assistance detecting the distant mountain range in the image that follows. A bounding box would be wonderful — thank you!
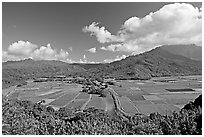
[2,59,85,88]
[2,44,202,88]
[87,45,201,80]
[161,44,202,61]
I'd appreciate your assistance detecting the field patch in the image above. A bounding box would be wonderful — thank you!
[48,92,66,99]
[143,95,163,100]
[49,92,79,107]
[135,104,179,115]
[66,99,87,110]
[8,91,20,99]
[85,95,106,110]
[140,86,169,94]
[39,89,62,96]
[165,99,191,105]
[118,96,139,115]
[133,100,152,105]
[26,97,45,103]
[129,87,140,90]
[151,100,167,104]
[75,92,90,100]
[126,94,145,101]
[2,86,16,96]
[158,93,200,100]
[37,89,63,98]
[166,88,195,92]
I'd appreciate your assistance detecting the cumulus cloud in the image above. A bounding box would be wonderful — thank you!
[8,41,38,56]
[84,3,202,54]
[2,51,22,62]
[3,41,69,62]
[87,47,97,53]
[103,55,127,63]
[82,22,123,43]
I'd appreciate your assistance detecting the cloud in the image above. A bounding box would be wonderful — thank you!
[2,51,22,62]
[103,55,127,63]
[84,3,202,54]
[87,47,96,53]
[8,41,38,56]
[82,22,123,43]
[3,41,69,62]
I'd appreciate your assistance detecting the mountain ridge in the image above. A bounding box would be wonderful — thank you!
[2,44,202,88]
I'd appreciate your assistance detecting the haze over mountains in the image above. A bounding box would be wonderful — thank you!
[161,44,202,61]
[2,44,202,88]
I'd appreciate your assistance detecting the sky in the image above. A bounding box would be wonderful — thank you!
[2,2,202,63]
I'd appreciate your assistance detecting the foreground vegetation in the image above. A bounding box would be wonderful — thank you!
[2,95,202,135]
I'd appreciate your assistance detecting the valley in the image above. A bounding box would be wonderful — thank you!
[3,75,201,116]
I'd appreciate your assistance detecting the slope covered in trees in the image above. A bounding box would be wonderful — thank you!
[88,47,202,79]
[2,59,86,89]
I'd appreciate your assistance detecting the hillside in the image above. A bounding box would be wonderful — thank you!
[2,59,86,89]
[161,44,202,61]
[2,45,202,88]
[88,46,202,79]
[71,63,103,70]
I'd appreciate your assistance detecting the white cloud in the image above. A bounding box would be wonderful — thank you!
[103,55,127,63]
[3,41,69,62]
[83,54,87,62]
[84,3,202,54]
[8,41,38,56]
[82,22,123,43]
[2,51,22,62]
[87,47,96,53]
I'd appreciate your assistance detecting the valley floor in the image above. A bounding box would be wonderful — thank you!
[2,75,202,116]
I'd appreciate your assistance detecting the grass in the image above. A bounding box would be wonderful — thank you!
[118,96,139,115]
[134,104,180,115]
[143,95,163,100]
[8,91,20,99]
[126,94,145,101]
[75,92,90,100]
[165,99,192,105]
[65,99,87,109]
[132,100,153,105]
[85,95,106,110]
[47,92,66,99]
[158,93,200,100]
[49,92,79,106]
[37,89,63,98]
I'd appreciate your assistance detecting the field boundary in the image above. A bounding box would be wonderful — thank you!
[81,94,92,110]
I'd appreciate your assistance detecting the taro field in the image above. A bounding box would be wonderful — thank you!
[3,81,109,111]
[3,75,202,116]
[111,75,202,115]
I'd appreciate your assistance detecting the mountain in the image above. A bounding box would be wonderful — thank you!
[71,63,103,70]
[88,46,202,80]
[2,44,202,88]
[161,44,202,61]
[2,59,86,89]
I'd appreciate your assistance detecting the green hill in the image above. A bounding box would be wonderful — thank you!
[87,46,202,79]
[2,59,86,89]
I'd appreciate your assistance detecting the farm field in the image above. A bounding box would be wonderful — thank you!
[111,75,202,115]
[3,75,202,116]
[3,81,107,111]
